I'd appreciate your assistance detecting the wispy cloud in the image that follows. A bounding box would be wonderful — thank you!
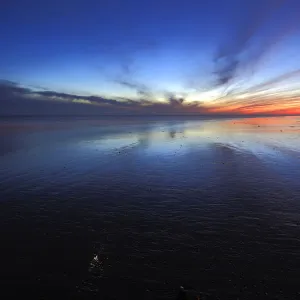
[208,68,300,114]
[210,0,299,97]
[0,80,208,115]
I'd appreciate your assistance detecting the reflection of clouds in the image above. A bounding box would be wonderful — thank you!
[80,117,300,160]
[73,117,300,165]
[80,135,139,152]
[137,131,151,148]
[8,116,300,166]
[182,117,300,160]
[169,130,176,139]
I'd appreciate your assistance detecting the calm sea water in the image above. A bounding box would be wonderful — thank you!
[1,116,300,299]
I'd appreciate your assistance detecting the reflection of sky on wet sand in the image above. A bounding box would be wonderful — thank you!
[1,116,300,184]
[75,116,300,161]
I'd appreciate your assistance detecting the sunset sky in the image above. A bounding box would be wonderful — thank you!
[1,0,300,115]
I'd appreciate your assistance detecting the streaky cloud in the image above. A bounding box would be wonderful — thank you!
[212,0,295,90]
[0,80,207,116]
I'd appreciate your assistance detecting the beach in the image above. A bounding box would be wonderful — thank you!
[1,116,300,299]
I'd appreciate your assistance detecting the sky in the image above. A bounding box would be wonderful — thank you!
[1,0,300,115]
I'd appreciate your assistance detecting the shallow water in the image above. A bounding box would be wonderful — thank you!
[1,116,300,299]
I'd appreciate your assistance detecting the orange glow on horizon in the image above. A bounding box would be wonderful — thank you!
[203,95,300,116]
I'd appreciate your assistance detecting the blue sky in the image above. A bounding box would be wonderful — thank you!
[1,0,300,114]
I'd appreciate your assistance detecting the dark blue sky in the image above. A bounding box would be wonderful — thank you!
[1,0,300,114]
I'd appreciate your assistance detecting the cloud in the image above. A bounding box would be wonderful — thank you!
[208,68,300,114]
[0,80,208,116]
[0,80,32,95]
[115,79,153,99]
[2,78,300,116]
[211,0,295,89]
[165,92,185,106]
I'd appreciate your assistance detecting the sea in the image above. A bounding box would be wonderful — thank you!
[1,115,300,299]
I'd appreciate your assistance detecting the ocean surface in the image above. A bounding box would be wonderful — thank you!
[1,116,300,299]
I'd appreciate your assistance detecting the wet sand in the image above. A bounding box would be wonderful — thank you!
[1,116,300,299]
